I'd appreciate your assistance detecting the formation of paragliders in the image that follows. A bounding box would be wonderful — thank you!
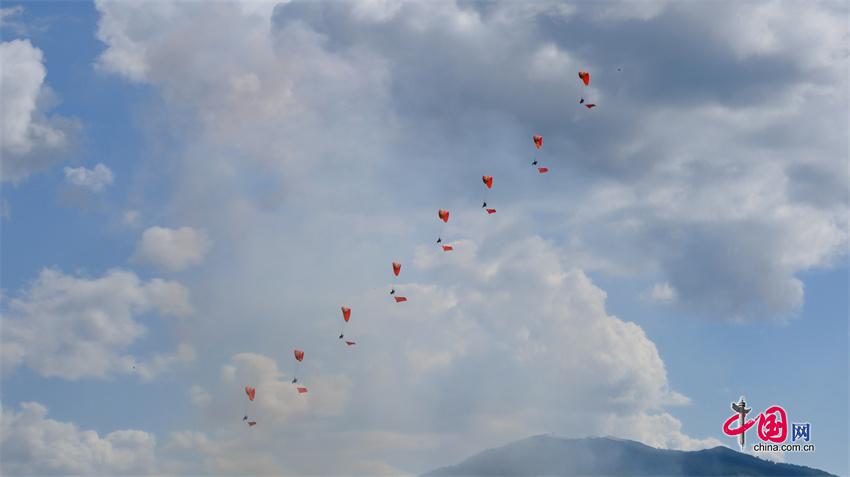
[241,69,605,426]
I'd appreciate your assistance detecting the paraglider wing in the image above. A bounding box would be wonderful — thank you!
[248,421,257,427]
[533,135,543,149]
[438,209,450,223]
[294,349,305,362]
[394,296,408,303]
[245,386,256,401]
[486,208,497,214]
[538,167,549,174]
[297,387,309,394]
[482,176,493,189]
[345,341,356,346]
[341,306,351,322]
[392,262,401,276]
[585,104,596,109]
[579,71,590,86]
[442,245,454,251]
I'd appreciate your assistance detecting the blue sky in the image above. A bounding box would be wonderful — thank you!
[1,1,848,475]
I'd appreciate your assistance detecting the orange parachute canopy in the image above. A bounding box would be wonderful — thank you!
[585,103,596,109]
[297,387,309,394]
[486,208,497,214]
[482,176,493,189]
[345,341,356,346]
[538,167,549,174]
[294,349,305,362]
[438,209,450,223]
[533,135,543,149]
[442,245,454,251]
[579,71,590,86]
[392,262,401,277]
[394,296,408,303]
[341,306,351,322]
[245,386,256,401]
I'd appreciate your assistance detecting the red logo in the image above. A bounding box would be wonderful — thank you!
[723,405,787,443]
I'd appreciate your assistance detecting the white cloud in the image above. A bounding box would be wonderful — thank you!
[87,0,847,471]
[645,282,677,304]
[1,268,193,380]
[95,0,848,321]
[0,402,157,475]
[64,163,114,192]
[133,226,212,272]
[0,39,78,182]
[601,412,721,451]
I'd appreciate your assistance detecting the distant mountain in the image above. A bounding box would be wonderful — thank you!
[423,436,835,477]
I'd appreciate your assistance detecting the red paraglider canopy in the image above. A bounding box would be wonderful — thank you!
[394,296,408,303]
[248,421,257,427]
[297,387,309,394]
[482,176,493,189]
[392,262,401,276]
[533,135,543,149]
[345,341,356,346]
[585,104,596,109]
[438,209,450,223]
[245,386,256,401]
[538,167,549,174]
[486,208,497,214]
[341,306,351,322]
[578,71,590,86]
[442,245,454,251]
[294,349,304,362]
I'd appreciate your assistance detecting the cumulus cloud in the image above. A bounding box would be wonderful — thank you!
[1,268,193,380]
[63,163,114,192]
[87,0,846,472]
[0,39,79,182]
[0,402,157,475]
[133,226,212,272]
[150,236,714,474]
[96,0,847,321]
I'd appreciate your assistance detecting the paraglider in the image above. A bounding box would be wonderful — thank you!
[442,245,454,251]
[578,71,590,86]
[391,262,401,295]
[292,349,304,384]
[532,135,549,173]
[345,340,356,346]
[297,387,309,394]
[338,306,351,339]
[244,385,256,425]
[248,421,257,427]
[390,262,407,301]
[481,175,495,213]
[585,104,596,109]
[436,209,451,248]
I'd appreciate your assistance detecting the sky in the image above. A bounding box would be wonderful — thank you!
[0,1,848,476]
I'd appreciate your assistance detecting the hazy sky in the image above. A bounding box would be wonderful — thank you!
[1,1,848,475]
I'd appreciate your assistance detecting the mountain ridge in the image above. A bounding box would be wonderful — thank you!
[422,435,835,477]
